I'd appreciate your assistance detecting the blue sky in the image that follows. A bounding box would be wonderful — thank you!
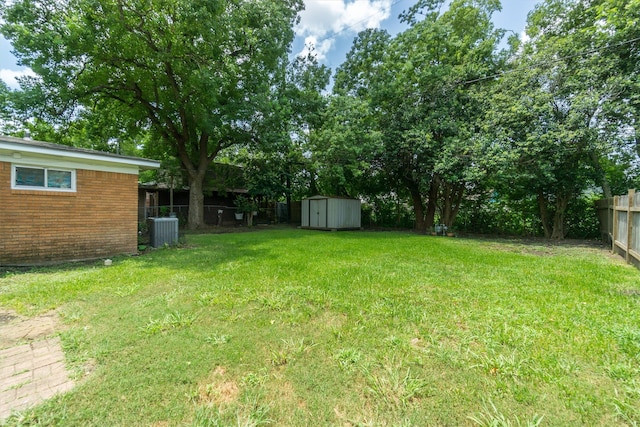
[292,0,541,71]
[0,0,540,89]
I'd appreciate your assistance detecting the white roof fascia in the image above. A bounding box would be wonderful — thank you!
[0,136,161,171]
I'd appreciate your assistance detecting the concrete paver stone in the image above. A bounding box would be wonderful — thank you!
[0,311,74,421]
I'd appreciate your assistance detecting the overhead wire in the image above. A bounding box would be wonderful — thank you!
[461,36,640,86]
[301,1,640,89]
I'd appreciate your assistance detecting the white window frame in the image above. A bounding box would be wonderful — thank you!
[11,164,76,192]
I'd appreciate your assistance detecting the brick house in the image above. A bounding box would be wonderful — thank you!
[0,135,160,265]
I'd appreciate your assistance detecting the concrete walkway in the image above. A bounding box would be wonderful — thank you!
[0,311,74,420]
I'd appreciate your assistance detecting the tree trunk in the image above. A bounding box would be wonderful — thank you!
[187,174,205,230]
[424,176,439,230]
[403,176,428,232]
[537,192,552,238]
[285,164,292,223]
[440,181,465,228]
[175,133,215,230]
[550,193,570,239]
[591,151,612,199]
[411,189,427,233]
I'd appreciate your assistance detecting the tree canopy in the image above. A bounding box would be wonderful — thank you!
[328,0,504,232]
[2,0,303,229]
[2,0,640,237]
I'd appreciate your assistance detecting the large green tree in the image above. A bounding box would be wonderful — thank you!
[332,0,504,232]
[489,0,640,238]
[0,81,18,135]
[226,52,330,220]
[1,0,302,229]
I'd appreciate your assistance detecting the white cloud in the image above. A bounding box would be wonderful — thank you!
[299,35,335,61]
[0,68,35,89]
[296,0,392,59]
[340,0,392,31]
[297,0,392,36]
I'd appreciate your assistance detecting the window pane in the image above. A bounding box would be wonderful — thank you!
[47,169,72,189]
[15,167,45,187]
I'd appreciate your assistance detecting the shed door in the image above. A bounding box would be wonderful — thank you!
[309,199,327,228]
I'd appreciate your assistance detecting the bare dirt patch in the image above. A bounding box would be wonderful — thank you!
[196,366,240,406]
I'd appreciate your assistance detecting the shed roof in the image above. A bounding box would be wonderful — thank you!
[0,135,160,170]
[304,195,360,201]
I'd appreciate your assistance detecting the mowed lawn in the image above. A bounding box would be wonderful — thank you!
[1,229,640,426]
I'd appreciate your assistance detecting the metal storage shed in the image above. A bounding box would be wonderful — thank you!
[301,195,361,230]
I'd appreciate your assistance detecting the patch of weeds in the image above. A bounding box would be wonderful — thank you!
[468,400,544,427]
[197,292,222,306]
[330,326,344,341]
[529,354,579,383]
[162,286,186,303]
[60,328,91,379]
[511,385,537,405]
[613,380,640,425]
[270,349,289,367]
[333,406,414,427]
[140,311,197,335]
[281,337,316,355]
[486,322,538,350]
[205,334,231,345]
[284,307,312,327]
[60,329,86,355]
[335,348,364,372]
[555,356,579,377]
[135,287,186,308]
[259,291,290,312]
[193,403,272,427]
[217,310,246,322]
[167,310,197,326]
[608,326,640,357]
[113,283,140,297]
[613,397,640,426]
[471,351,532,380]
[192,406,226,427]
[241,370,269,388]
[383,335,404,349]
[269,337,316,367]
[369,298,402,319]
[605,359,640,381]
[59,308,83,324]
[1,405,63,426]
[140,318,165,335]
[361,359,430,408]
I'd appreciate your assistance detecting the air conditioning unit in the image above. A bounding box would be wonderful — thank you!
[148,217,179,248]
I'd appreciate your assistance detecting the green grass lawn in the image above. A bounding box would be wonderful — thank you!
[1,229,639,426]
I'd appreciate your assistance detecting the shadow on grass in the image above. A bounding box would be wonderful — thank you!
[0,226,299,278]
[0,259,106,279]
[0,228,609,279]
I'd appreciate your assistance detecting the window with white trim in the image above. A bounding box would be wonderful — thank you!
[12,165,76,191]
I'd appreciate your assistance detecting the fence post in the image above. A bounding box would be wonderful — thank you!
[612,195,619,253]
[627,189,635,263]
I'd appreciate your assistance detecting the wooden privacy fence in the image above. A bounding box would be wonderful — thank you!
[597,189,640,267]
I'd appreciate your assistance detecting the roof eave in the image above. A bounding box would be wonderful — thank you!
[0,136,161,170]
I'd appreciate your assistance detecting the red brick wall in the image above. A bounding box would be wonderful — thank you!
[0,162,139,265]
